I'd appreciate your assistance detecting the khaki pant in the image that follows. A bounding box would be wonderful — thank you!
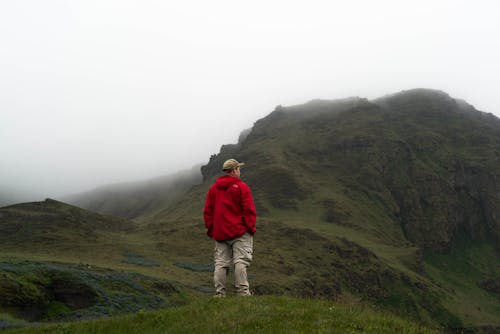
[214,233,253,296]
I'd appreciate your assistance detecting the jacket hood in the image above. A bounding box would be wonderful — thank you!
[215,175,239,190]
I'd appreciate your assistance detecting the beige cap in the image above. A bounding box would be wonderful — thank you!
[222,159,245,171]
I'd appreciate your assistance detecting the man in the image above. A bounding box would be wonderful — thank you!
[203,158,257,297]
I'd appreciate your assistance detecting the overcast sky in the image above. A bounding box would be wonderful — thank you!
[1,0,499,199]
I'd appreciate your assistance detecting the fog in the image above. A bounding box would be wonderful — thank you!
[1,0,499,200]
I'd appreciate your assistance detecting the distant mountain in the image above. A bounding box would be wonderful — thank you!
[61,165,202,220]
[154,88,500,328]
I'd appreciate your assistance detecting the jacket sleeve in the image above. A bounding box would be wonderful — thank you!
[203,187,214,238]
[241,184,257,235]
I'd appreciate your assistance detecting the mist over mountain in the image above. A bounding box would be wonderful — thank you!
[1,88,499,331]
[60,164,202,220]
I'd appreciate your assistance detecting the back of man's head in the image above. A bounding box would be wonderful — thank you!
[222,159,245,172]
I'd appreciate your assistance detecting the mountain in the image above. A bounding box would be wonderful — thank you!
[201,89,499,252]
[1,89,499,331]
[150,89,500,329]
[61,165,202,220]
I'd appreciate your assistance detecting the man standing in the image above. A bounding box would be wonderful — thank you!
[203,158,257,297]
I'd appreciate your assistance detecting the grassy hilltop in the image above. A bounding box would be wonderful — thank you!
[1,89,499,332]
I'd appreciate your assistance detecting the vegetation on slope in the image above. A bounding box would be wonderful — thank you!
[1,89,498,331]
[61,166,202,220]
[3,296,441,334]
[0,199,136,258]
[0,258,186,325]
[158,89,500,328]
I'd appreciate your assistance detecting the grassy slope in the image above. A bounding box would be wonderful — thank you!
[423,239,500,327]
[1,196,455,329]
[0,199,210,298]
[0,199,139,267]
[61,166,202,220]
[152,90,500,327]
[1,89,499,330]
[3,296,440,334]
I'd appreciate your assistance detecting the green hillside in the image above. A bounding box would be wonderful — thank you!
[151,89,500,329]
[0,199,135,258]
[3,296,440,334]
[0,200,191,324]
[0,199,203,285]
[1,89,499,332]
[61,165,202,220]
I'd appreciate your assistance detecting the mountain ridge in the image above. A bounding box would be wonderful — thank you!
[199,88,500,251]
[1,88,499,330]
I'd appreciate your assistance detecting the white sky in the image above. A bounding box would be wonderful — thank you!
[1,0,499,198]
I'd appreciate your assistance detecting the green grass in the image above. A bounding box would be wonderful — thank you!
[0,258,188,322]
[423,239,500,327]
[3,296,441,334]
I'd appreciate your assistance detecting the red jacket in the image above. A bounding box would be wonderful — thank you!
[203,175,257,241]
